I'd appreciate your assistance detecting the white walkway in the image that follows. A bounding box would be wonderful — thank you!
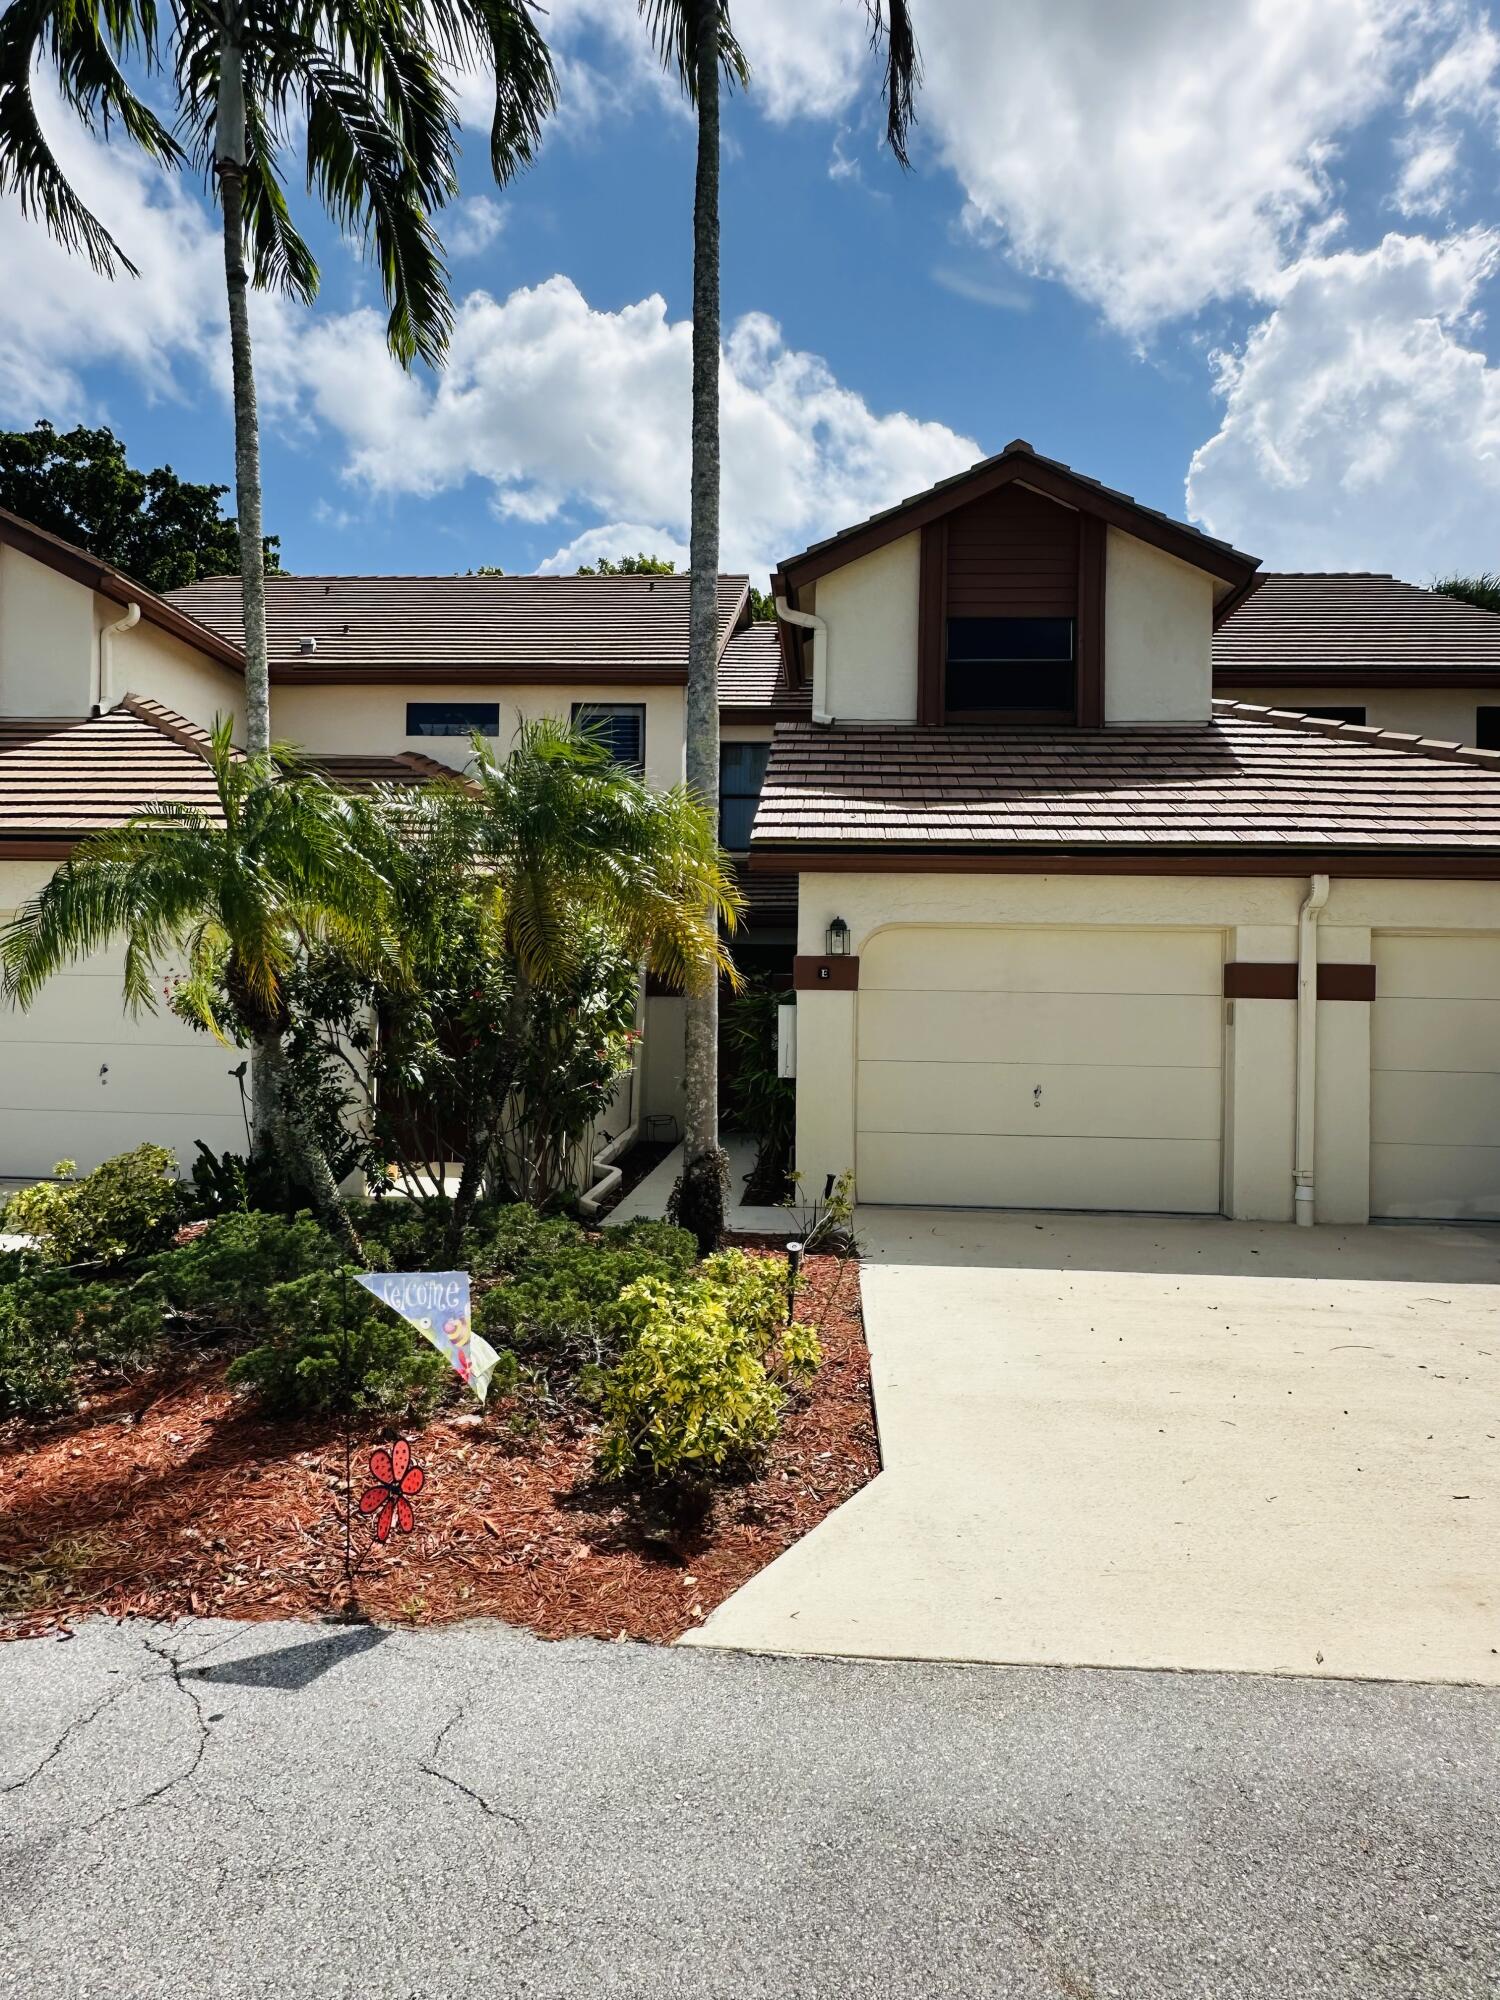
[610,1134,797,1237]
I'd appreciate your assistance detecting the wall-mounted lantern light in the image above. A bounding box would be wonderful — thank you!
[826,916,850,957]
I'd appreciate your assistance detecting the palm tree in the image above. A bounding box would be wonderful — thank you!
[447,717,743,1244]
[639,0,921,1249]
[0,0,555,759]
[0,723,394,1260]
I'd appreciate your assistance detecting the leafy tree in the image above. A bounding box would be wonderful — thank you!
[1432,573,1500,616]
[0,421,280,589]
[748,583,776,621]
[0,725,394,1261]
[1,0,556,761]
[639,0,920,1248]
[576,552,678,576]
[467,565,507,576]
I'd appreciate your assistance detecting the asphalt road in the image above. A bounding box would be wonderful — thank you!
[1,1618,1496,2000]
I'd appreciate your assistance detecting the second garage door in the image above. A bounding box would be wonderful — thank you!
[856,926,1224,1212]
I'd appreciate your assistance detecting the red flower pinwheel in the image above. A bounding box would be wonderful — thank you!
[358,1439,426,1543]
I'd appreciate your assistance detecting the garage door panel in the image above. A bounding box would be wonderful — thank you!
[0,1042,244,1119]
[1374,935,1500,1001]
[859,988,1222,1069]
[1371,996,1500,1075]
[858,1131,1222,1213]
[1370,1144,1500,1221]
[0,979,192,1046]
[862,926,1223,996]
[1372,1069,1500,1151]
[859,1059,1221,1142]
[1,1109,246,1182]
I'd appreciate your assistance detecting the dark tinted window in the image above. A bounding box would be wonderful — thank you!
[720,740,770,849]
[945,617,1075,715]
[406,701,499,737]
[1477,707,1500,750]
[572,701,646,772]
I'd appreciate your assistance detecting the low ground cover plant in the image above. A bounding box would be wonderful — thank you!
[3,1145,180,1268]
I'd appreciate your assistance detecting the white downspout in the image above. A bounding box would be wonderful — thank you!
[1293,872,1331,1226]
[97,601,141,712]
[775,597,832,726]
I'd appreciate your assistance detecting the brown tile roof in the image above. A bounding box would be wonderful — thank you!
[749,700,1500,862]
[717,621,812,718]
[168,572,750,685]
[0,700,225,840]
[777,440,1258,590]
[308,750,475,789]
[1213,572,1500,686]
[0,507,245,672]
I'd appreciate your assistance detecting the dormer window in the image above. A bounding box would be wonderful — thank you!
[945,616,1076,722]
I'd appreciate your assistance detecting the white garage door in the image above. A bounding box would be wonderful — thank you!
[0,952,246,1182]
[1371,934,1500,1220]
[856,926,1224,1212]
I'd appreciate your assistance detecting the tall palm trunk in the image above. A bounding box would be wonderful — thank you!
[675,0,728,1255]
[217,34,277,1149]
[255,1030,367,1265]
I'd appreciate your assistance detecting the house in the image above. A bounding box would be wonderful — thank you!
[0,507,800,1178]
[5,441,1500,1223]
[1213,571,1500,748]
[753,441,1500,1225]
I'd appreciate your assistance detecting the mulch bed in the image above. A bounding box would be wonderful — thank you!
[0,1252,876,1645]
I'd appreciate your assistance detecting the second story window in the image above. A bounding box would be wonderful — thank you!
[407,701,500,737]
[945,617,1075,722]
[720,741,770,849]
[572,701,646,773]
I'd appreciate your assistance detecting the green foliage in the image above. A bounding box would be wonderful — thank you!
[593,1250,820,1490]
[0,1275,165,1418]
[723,981,795,1202]
[4,1146,180,1268]
[748,583,777,622]
[226,1267,447,1420]
[575,552,677,575]
[476,1216,697,1362]
[1431,573,1500,616]
[0,421,279,588]
[148,1209,339,1335]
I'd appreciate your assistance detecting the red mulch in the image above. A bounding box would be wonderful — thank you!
[0,1253,876,1644]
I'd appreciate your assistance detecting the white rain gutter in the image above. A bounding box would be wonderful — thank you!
[97,600,141,712]
[1293,872,1331,1227]
[775,597,832,726]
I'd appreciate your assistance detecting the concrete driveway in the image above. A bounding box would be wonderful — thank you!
[685,1211,1500,1683]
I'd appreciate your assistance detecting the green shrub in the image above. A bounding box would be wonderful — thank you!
[0,1276,166,1419]
[5,1146,181,1268]
[148,1209,340,1336]
[226,1266,448,1420]
[475,1217,697,1362]
[594,1251,821,1491]
[463,1203,586,1278]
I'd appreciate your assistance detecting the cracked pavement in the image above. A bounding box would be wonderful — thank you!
[1,1618,1497,1999]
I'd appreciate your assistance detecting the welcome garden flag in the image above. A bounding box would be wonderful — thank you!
[355,1270,501,1403]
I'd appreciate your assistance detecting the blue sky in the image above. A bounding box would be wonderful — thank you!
[3,0,1500,586]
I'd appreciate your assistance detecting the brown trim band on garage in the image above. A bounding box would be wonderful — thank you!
[793,955,860,991]
[1223,962,1378,999]
[0,838,77,859]
[750,847,1500,881]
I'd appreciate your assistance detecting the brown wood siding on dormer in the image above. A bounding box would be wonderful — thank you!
[945,484,1079,618]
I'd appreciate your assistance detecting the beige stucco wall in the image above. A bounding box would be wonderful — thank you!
[0,546,95,716]
[790,869,1500,1226]
[272,682,688,790]
[1220,684,1499,748]
[1104,529,1215,724]
[110,617,244,738]
[808,532,921,723]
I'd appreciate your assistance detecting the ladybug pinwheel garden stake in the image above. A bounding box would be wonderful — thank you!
[359,1440,426,1544]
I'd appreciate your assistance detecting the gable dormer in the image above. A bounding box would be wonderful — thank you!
[772,442,1258,730]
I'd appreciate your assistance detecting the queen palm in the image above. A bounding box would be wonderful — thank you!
[638,0,920,1250]
[0,723,394,1259]
[0,0,556,760]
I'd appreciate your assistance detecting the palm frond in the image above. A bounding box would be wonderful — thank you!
[860,0,921,166]
[636,0,748,98]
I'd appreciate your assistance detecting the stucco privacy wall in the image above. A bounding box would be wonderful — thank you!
[791,871,1500,1223]
[0,545,95,714]
[1103,529,1214,725]
[807,533,921,722]
[0,860,246,1180]
[272,683,688,789]
[1232,686,1498,747]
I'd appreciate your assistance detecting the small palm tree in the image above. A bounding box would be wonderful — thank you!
[0,0,556,758]
[0,722,394,1259]
[639,0,921,1249]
